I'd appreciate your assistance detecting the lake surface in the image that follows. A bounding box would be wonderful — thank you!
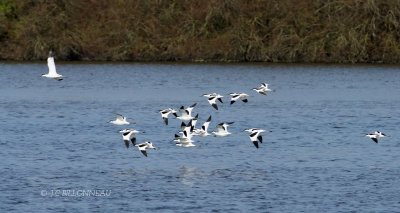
[1,62,399,212]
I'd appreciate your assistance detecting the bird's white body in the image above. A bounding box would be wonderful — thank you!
[203,93,223,110]
[119,129,140,148]
[245,128,267,148]
[244,128,266,133]
[176,103,197,121]
[366,131,389,143]
[253,83,273,95]
[229,93,249,104]
[175,128,195,143]
[175,142,196,147]
[159,108,177,125]
[193,115,212,137]
[212,122,234,137]
[109,114,134,125]
[42,56,64,81]
[135,141,157,157]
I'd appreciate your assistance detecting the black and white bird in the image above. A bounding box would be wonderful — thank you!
[158,108,177,125]
[174,129,195,145]
[42,51,64,81]
[203,93,223,110]
[365,131,390,143]
[193,115,212,137]
[174,124,196,146]
[260,83,273,91]
[229,93,250,105]
[212,122,234,137]
[109,114,135,125]
[252,83,274,95]
[176,103,197,121]
[244,128,268,148]
[176,120,195,142]
[119,129,140,148]
[135,141,157,157]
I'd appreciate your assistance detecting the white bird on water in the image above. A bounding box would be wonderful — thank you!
[176,103,197,121]
[365,131,390,143]
[109,114,135,125]
[229,93,250,105]
[119,129,140,148]
[41,51,64,81]
[135,141,157,157]
[212,122,234,137]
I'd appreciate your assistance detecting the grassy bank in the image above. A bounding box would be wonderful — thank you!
[1,0,400,63]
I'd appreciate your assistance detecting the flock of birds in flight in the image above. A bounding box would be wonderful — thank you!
[41,51,391,157]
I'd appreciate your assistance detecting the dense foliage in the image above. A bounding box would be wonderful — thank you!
[1,0,400,62]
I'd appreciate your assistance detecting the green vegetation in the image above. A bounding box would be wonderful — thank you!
[1,0,400,63]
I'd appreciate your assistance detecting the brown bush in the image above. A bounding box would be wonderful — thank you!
[0,0,400,63]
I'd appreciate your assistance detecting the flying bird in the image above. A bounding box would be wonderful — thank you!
[119,129,140,148]
[212,122,234,137]
[135,141,157,157]
[229,93,250,105]
[109,114,135,125]
[365,131,390,143]
[244,128,268,148]
[41,51,64,81]
[176,103,197,121]
[158,108,177,125]
[193,115,212,137]
[252,83,274,95]
[203,93,223,110]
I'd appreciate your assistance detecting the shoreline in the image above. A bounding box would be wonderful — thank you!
[1,60,399,67]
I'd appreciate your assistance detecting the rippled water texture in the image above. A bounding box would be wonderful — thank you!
[1,62,400,212]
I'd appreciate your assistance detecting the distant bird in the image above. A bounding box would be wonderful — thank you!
[365,131,390,143]
[229,93,250,105]
[109,114,135,125]
[212,122,234,137]
[193,115,212,137]
[244,128,268,148]
[42,51,64,81]
[252,87,267,95]
[135,141,157,157]
[119,129,140,148]
[158,108,177,125]
[203,93,223,110]
[252,83,274,95]
[176,103,197,121]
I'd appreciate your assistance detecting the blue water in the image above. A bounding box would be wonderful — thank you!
[1,62,400,212]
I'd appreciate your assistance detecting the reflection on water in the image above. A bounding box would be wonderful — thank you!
[0,63,400,212]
